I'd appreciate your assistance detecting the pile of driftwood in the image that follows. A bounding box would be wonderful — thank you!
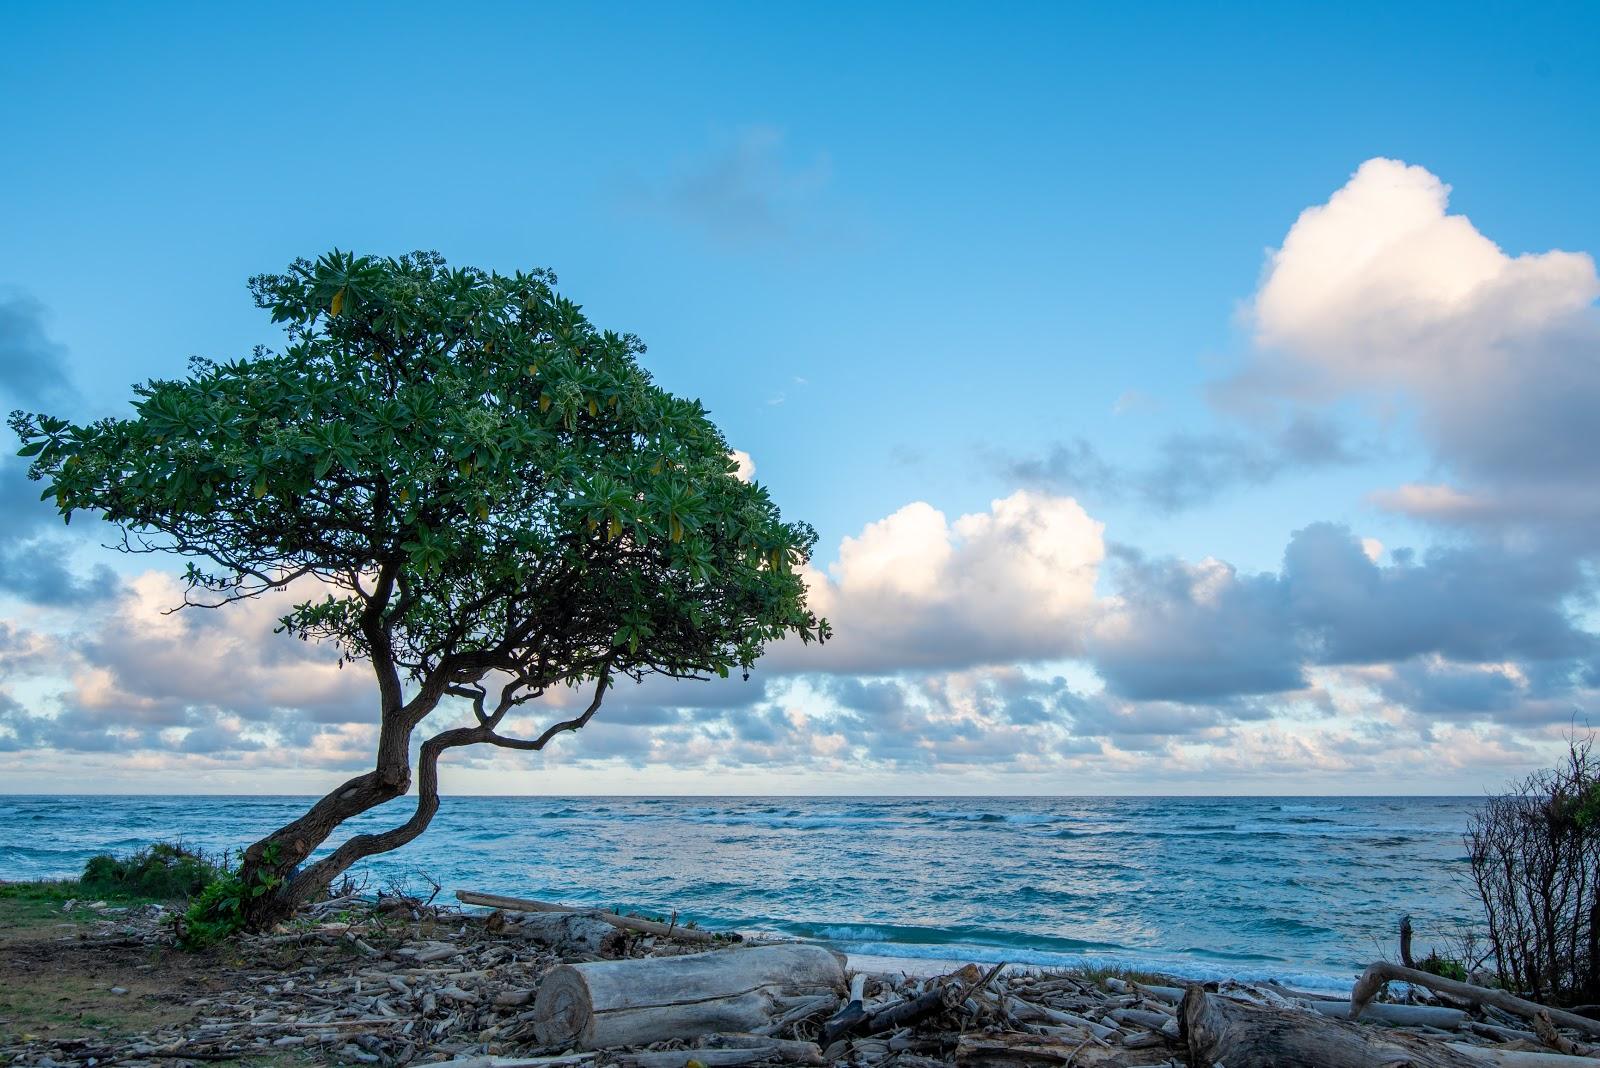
[12,889,1600,1067]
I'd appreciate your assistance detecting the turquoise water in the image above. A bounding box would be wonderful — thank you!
[0,794,1480,991]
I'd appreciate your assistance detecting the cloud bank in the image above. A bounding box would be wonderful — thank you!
[4,158,1599,792]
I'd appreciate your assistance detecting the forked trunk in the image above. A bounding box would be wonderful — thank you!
[228,661,612,931]
[236,760,412,928]
[233,699,484,930]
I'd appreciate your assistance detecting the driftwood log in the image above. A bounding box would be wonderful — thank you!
[820,986,950,1046]
[1137,981,1466,1028]
[505,911,628,957]
[456,890,726,944]
[531,943,845,1049]
[1181,985,1600,1068]
[1180,984,1465,1068]
[1351,961,1600,1038]
[617,1034,825,1068]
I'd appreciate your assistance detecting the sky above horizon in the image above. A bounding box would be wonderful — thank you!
[2,3,1599,795]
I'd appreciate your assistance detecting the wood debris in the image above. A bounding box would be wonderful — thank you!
[8,890,1600,1067]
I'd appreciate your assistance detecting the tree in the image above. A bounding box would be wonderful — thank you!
[12,250,827,929]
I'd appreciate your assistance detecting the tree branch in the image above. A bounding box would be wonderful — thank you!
[284,723,482,902]
[445,684,490,725]
[484,660,613,751]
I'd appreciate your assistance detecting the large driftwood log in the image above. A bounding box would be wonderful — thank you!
[1179,984,1464,1068]
[531,943,845,1049]
[1351,962,1600,1038]
[457,890,726,944]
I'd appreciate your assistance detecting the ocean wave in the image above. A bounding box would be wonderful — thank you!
[680,813,889,831]
[1252,916,1336,937]
[921,810,1056,826]
[774,919,1127,956]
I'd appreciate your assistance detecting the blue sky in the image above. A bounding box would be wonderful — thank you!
[2,3,1599,793]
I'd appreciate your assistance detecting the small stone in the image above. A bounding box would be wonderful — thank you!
[109,986,129,995]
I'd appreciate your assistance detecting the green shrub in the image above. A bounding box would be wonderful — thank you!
[78,842,225,900]
[178,840,285,948]
[1418,951,1468,983]
[179,869,250,948]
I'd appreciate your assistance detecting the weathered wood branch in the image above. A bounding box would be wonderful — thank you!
[1136,981,1467,1028]
[1351,961,1600,1038]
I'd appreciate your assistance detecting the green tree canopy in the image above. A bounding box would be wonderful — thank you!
[12,250,826,926]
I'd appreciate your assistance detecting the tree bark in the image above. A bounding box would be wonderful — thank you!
[235,694,446,928]
[235,764,410,927]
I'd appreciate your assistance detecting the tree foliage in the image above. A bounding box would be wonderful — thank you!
[12,250,827,922]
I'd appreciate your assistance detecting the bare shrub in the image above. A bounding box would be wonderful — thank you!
[1466,737,1600,1004]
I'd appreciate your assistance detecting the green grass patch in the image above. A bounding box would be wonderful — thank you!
[1,842,229,935]
[0,879,154,929]
[1417,950,1469,982]
[1069,962,1180,990]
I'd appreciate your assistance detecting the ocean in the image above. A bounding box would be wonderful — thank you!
[0,794,1481,992]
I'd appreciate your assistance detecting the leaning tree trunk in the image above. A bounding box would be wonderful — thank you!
[235,687,459,929]
[230,654,613,931]
[234,718,415,928]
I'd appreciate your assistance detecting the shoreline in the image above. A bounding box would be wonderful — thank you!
[1,794,1477,1008]
[3,887,1576,1068]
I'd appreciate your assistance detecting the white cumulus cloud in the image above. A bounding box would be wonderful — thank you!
[778,490,1105,673]
[1231,157,1600,537]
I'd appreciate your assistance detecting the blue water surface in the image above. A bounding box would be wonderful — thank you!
[0,795,1479,991]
